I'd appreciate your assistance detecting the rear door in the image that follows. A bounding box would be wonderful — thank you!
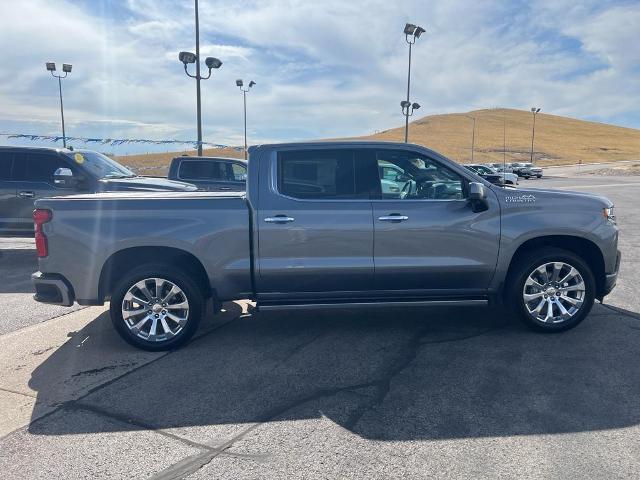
[371,148,500,296]
[10,151,77,232]
[256,148,378,298]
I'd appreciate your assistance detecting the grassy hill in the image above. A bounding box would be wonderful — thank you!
[364,108,640,166]
[116,108,639,175]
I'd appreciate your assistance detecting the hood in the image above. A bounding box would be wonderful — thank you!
[496,185,613,209]
[97,176,198,192]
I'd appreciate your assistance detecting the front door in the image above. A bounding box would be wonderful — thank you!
[257,148,378,298]
[371,149,500,296]
[10,151,78,233]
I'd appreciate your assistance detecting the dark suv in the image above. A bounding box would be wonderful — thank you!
[0,146,196,236]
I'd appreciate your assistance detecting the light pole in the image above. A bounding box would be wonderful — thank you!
[402,23,426,143]
[401,101,421,140]
[45,62,72,148]
[178,0,223,156]
[530,107,541,163]
[465,115,476,163]
[236,79,255,160]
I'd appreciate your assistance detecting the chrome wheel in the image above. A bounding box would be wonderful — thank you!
[522,262,585,324]
[121,277,189,342]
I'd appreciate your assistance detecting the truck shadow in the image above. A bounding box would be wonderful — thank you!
[27,302,640,441]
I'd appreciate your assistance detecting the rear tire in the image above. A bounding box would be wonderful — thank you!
[508,247,595,332]
[110,264,204,351]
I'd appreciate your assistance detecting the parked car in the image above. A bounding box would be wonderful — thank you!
[489,163,514,174]
[168,156,247,192]
[0,146,196,236]
[465,164,518,186]
[523,162,543,178]
[32,141,620,350]
[509,162,534,178]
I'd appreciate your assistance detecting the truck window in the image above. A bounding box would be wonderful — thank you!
[230,163,247,181]
[10,153,70,183]
[376,150,465,200]
[179,160,226,181]
[0,153,11,180]
[278,149,376,200]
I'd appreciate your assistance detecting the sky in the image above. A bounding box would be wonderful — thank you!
[0,0,638,154]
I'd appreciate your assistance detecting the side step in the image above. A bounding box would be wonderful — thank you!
[256,299,488,312]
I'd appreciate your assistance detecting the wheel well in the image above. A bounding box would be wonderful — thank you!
[99,246,212,301]
[506,235,605,297]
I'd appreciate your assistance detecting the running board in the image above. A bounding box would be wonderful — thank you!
[257,299,488,311]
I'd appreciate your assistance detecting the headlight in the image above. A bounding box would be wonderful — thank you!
[603,207,616,224]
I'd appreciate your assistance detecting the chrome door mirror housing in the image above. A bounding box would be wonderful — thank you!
[468,182,488,212]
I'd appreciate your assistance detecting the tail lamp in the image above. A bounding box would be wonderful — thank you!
[33,209,52,257]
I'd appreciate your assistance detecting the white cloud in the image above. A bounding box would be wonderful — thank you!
[0,0,638,154]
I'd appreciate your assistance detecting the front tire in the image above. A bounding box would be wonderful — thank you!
[508,248,595,332]
[110,264,204,351]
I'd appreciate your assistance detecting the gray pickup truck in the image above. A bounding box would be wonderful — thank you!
[32,141,620,350]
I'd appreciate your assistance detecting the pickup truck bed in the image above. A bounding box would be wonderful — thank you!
[35,191,252,305]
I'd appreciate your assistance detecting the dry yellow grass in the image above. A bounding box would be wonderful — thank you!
[116,108,639,173]
[363,108,640,166]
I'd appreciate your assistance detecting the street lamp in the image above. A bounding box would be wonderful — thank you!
[46,62,72,148]
[402,22,426,143]
[178,0,223,156]
[530,107,541,163]
[236,79,256,160]
[400,101,421,133]
[466,115,476,163]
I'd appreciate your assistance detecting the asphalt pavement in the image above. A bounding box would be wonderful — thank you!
[1,169,639,479]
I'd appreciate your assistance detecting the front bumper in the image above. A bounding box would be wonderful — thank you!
[31,272,75,307]
[602,250,621,298]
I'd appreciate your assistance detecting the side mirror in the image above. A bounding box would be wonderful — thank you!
[468,182,488,212]
[53,168,77,188]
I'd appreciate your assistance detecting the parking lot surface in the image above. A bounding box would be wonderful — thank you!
[1,169,639,479]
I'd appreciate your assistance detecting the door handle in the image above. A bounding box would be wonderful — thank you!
[264,215,295,224]
[378,214,408,222]
[219,187,231,190]
[18,191,35,198]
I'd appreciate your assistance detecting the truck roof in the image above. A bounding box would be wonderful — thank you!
[249,140,428,151]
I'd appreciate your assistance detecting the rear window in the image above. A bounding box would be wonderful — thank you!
[178,160,227,181]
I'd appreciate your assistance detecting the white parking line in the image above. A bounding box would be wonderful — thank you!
[556,182,640,189]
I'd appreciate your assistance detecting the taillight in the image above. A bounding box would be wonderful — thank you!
[33,209,52,258]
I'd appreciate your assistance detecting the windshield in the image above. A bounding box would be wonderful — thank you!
[65,151,136,179]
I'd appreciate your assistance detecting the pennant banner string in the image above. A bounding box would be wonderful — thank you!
[0,133,244,150]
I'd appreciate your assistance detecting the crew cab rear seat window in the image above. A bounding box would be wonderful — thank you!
[277,149,379,200]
